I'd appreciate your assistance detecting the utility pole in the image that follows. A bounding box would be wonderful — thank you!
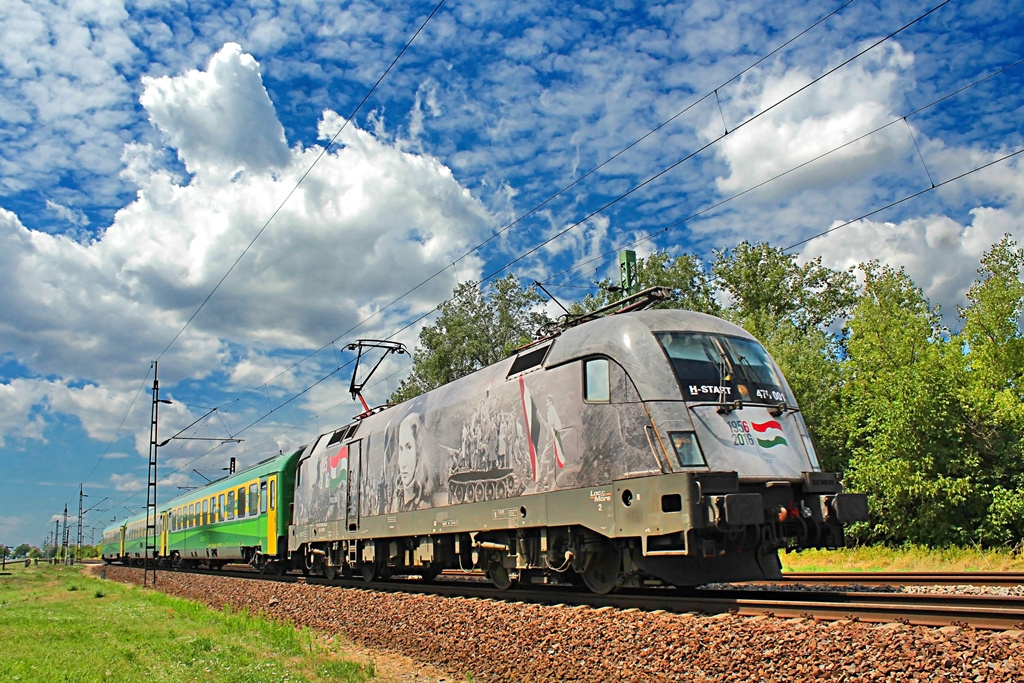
[77,484,87,564]
[145,361,170,587]
[61,504,70,565]
[52,521,58,561]
[618,249,638,297]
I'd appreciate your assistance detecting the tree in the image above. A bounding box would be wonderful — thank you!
[14,543,32,558]
[711,241,857,334]
[390,275,552,403]
[840,262,981,546]
[954,235,1024,545]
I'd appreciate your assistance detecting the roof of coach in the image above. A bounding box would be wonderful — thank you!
[543,309,757,402]
[159,447,305,511]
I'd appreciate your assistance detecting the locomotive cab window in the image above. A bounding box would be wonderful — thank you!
[656,332,794,405]
[584,358,610,402]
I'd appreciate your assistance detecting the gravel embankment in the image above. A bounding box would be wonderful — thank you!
[99,567,1023,682]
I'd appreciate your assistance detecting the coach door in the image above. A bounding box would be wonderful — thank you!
[266,474,279,555]
[346,441,361,532]
[160,512,169,556]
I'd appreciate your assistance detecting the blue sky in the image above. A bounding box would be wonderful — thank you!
[1,0,1022,547]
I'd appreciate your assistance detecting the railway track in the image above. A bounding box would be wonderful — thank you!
[783,571,1024,587]
[132,565,1024,631]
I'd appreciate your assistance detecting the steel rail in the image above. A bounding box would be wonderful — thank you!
[783,571,1024,587]
[129,565,1024,631]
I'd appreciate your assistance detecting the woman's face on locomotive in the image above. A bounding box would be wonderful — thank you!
[398,413,421,489]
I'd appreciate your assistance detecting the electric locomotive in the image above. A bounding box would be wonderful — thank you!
[288,302,868,593]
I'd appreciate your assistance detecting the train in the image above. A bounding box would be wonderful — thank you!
[103,301,868,593]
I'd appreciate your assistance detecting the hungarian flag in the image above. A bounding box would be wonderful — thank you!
[328,445,348,489]
[751,420,788,449]
[519,376,541,480]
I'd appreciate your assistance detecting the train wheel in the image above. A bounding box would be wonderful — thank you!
[359,563,376,583]
[324,564,338,581]
[580,543,622,595]
[487,563,512,590]
[419,565,440,582]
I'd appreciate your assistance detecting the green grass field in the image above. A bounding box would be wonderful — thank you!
[0,564,375,683]
[780,544,1024,573]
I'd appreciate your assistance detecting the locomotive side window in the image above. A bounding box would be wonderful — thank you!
[584,358,610,402]
[668,432,706,467]
[508,344,549,376]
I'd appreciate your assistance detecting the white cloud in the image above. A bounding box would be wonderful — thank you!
[45,200,90,228]
[0,43,492,452]
[0,0,140,205]
[800,204,1019,321]
[140,43,290,179]
[109,473,142,492]
[709,42,915,197]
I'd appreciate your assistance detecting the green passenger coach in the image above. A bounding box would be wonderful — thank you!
[101,448,302,571]
[163,448,302,571]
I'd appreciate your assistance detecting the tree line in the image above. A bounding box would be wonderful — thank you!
[391,235,1024,549]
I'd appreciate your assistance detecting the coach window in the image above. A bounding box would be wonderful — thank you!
[584,358,610,403]
[218,494,225,522]
[269,480,277,512]
[227,491,235,520]
[202,499,208,526]
[237,487,246,518]
[248,483,259,517]
[260,481,268,514]
[189,504,194,528]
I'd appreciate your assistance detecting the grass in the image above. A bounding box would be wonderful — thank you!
[780,544,1024,573]
[0,564,376,683]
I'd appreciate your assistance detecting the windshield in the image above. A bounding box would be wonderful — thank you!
[655,332,794,405]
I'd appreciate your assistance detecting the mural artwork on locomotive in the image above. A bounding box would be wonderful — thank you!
[297,356,662,523]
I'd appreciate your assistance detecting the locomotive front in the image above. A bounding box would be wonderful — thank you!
[568,309,869,586]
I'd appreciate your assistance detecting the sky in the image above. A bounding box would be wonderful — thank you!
[1,0,1022,548]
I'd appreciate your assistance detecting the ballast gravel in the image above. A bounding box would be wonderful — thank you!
[100,567,1023,682]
